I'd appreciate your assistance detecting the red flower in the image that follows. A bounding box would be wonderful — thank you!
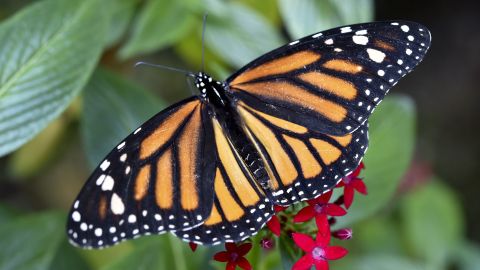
[189,242,198,252]
[332,228,353,240]
[266,205,287,236]
[292,232,348,270]
[337,162,367,209]
[293,191,347,234]
[260,237,274,250]
[213,243,252,270]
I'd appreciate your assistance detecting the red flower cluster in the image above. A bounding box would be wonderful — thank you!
[210,163,366,270]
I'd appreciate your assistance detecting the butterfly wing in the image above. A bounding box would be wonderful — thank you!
[236,102,368,205]
[227,21,431,136]
[67,97,217,248]
[173,118,274,245]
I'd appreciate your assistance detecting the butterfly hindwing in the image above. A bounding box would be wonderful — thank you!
[67,98,217,248]
[236,102,369,205]
[227,21,431,136]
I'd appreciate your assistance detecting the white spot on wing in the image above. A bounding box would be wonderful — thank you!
[101,176,114,191]
[100,160,110,171]
[128,214,137,223]
[355,29,367,35]
[401,25,410,32]
[117,141,125,150]
[72,211,81,222]
[96,174,106,186]
[325,38,333,45]
[340,26,352,33]
[352,35,368,45]
[366,48,386,63]
[111,193,125,215]
[94,228,103,237]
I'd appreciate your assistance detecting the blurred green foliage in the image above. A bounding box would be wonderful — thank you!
[0,0,477,269]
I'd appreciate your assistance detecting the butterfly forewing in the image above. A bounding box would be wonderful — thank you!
[67,98,217,248]
[227,21,431,136]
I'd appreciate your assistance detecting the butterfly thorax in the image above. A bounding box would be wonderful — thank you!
[195,72,271,190]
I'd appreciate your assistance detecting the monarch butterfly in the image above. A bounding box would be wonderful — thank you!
[67,21,431,248]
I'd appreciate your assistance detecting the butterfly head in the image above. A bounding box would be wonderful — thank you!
[195,72,213,96]
[195,72,228,107]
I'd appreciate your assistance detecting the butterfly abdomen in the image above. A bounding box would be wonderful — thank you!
[212,98,271,191]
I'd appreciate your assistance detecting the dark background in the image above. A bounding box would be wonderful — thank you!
[377,0,480,241]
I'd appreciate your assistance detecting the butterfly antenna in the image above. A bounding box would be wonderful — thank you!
[201,13,208,73]
[134,62,196,78]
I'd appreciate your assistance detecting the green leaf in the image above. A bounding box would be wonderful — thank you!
[81,69,164,167]
[334,0,374,24]
[278,0,373,38]
[0,211,65,270]
[336,95,416,227]
[104,0,139,48]
[102,235,209,270]
[278,235,301,270]
[0,204,20,224]
[354,216,403,254]
[454,242,480,270]
[49,238,92,270]
[0,0,108,157]
[119,0,195,59]
[335,254,425,270]
[204,0,284,68]
[242,0,281,25]
[246,234,281,270]
[7,115,68,179]
[401,180,464,269]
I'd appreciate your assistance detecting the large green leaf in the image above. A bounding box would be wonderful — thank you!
[81,69,164,167]
[401,180,464,269]
[204,0,284,68]
[336,95,416,227]
[278,0,373,38]
[119,0,195,59]
[0,0,108,157]
[0,211,65,270]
